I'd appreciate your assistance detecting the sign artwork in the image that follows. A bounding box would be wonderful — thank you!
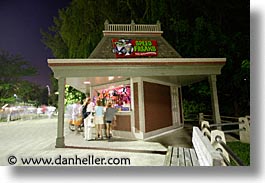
[112,39,158,58]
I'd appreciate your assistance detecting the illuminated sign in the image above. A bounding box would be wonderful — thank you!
[112,39,158,58]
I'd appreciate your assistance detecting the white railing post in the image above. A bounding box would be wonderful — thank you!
[104,19,109,31]
[211,130,230,165]
[239,117,250,143]
[7,112,11,122]
[200,119,209,130]
[131,20,135,31]
[199,113,204,125]
[201,121,211,138]
[156,20,161,31]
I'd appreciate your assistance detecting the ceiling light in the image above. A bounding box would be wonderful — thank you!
[108,76,114,81]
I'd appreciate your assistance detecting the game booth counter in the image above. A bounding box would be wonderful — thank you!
[48,21,226,148]
[93,83,133,138]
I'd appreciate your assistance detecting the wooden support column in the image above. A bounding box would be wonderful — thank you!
[130,77,135,133]
[178,86,184,126]
[208,75,221,129]
[170,86,179,127]
[56,77,66,148]
[138,78,145,138]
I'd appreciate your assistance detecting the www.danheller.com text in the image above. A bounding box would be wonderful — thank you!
[7,154,131,166]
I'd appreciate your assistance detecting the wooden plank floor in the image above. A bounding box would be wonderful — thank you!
[164,146,200,166]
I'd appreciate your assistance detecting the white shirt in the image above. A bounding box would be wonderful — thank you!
[86,102,94,113]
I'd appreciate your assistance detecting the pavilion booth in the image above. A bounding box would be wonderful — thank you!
[48,20,226,148]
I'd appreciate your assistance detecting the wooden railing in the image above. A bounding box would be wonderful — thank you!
[199,113,250,143]
[104,20,162,32]
[200,121,246,166]
[198,113,250,166]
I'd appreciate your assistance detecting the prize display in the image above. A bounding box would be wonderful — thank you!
[95,85,131,111]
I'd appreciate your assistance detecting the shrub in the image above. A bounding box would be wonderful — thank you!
[227,141,250,166]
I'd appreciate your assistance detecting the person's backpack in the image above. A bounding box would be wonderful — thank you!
[82,104,88,119]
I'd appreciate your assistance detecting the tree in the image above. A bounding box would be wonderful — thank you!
[0,50,39,106]
[0,50,36,82]
[14,80,43,106]
[64,85,86,105]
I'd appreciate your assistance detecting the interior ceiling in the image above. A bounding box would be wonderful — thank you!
[66,76,128,93]
[66,75,208,94]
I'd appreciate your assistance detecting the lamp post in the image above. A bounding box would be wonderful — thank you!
[46,85,50,105]
[46,85,50,96]
[14,94,17,104]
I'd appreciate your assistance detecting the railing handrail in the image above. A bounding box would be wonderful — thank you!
[209,122,243,127]
[201,114,242,120]
[199,113,250,143]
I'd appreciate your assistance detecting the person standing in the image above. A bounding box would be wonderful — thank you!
[83,97,95,140]
[81,98,88,122]
[82,97,94,121]
[104,102,117,139]
[72,101,82,134]
[94,100,105,139]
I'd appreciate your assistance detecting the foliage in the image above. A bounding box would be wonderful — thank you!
[227,141,250,166]
[0,50,42,106]
[0,50,36,83]
[17,80,44,106]
[48,74,59,107]
[0,96,16,104]
[41,0,113,58]
[219,59,250,116]
[183,100,207,119]
[0,80,43,107]
[41,0,250,116]
[64,85,86,105]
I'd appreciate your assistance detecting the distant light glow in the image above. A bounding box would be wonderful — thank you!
[83,81,91,84]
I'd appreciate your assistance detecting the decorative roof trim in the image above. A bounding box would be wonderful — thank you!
[48,58,226,67]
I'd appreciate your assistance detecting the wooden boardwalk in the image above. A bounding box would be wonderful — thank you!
[164,146,200,166]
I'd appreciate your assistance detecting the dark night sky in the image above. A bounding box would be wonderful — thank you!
[0,0,71,87]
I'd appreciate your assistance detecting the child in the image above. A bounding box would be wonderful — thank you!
[104,102,117,139]
[94,100,105,139]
